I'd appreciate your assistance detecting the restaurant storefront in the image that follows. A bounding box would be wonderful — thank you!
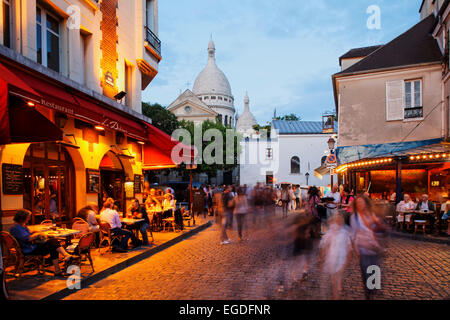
[0,57,189,231]
[335,139,450,203]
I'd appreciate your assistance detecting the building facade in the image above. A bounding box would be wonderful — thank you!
[333,1,450,201]
[239,120,335,188]
[0,0,185,230]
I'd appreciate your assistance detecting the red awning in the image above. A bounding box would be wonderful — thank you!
[142,124,194,170]
[0,80,63,145]
[0,61,147,141]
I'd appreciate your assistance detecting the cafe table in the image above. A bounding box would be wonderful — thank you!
[120,218,145,239]
[28,225,81,245]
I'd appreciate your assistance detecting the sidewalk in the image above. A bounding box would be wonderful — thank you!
[390,230,450,245]
[5,216,212,300]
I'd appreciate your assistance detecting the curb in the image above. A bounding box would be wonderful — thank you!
[390,231,450,245]
[42,220,212,300]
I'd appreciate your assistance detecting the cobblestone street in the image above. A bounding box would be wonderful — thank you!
[64,213,450,300]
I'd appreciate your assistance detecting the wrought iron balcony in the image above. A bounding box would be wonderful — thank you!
[145,26,161,56]
[404,106,423,119]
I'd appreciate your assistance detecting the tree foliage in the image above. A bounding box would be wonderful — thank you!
[274,113,302,121]
[142,102,180,135]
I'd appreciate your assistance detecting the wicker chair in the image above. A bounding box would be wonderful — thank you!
[66,232,95,272]
[98,222,121,254]
[41,220,53,226]
[0,231,45,279]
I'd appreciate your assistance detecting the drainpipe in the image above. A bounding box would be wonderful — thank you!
[444,80,449,141]
[19,0,23,55]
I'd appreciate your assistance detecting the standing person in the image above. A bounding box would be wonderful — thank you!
[291,215,314,281]
[294,185,301,209]
[221,186,234,244]
[206,185,214,216]
[319,213,352,299]
[325,185,341,219]
[288,186,296,211]
[307,186,322,237]
[233,187,249,242]
[350,195,386,300]
[281,186,290,218]
[341,188,355,225]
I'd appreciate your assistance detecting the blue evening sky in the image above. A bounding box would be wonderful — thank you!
[142,0,421,125]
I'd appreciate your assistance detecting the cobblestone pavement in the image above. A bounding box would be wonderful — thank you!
[64,212,450,300]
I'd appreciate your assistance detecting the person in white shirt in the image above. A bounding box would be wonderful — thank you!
[100,201,136,252]
[396,194,415,212]
[325,185,341,219]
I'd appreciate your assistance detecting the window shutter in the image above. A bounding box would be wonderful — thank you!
[386,80,404,121]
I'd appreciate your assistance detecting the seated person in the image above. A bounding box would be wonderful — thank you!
[10,209,73,277]
[396,194,415,212]
[162,194,175,218]
[415,194,435,212]
[127,199,151,245]
[145,189,162,212]
[100,201,139,252]
[77,206,99,232]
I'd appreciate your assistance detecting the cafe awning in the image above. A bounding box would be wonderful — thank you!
[336,138,443,164]
[0,79,63,144]
[314,164,333,179]
[0,61,148,141]
[142,124,194,170]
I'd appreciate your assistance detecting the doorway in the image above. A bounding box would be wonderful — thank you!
[99,152,125,213]
[23,143,75,224]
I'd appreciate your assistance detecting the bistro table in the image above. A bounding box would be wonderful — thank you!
[120,218,145,239]
[28,225,81,245]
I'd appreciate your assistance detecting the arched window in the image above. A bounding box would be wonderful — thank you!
[225,115,228,126]
[291,156,300,174]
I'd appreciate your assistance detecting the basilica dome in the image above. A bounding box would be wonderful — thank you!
[236,93,257,135]
[193,39,233,101]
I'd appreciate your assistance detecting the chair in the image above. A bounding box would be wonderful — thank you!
[66,232,95,272]
[182,207,193,227]
[404,214,415,231]
[41,220,53,226]
[414,220,429,235]
[0,231,45,279]
[71,220,90,245]
[98,222,121,254]
[72,217,84,224]
[162,208,178,232]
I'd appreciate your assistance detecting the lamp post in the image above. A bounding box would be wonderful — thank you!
[328,137,336,186]
[305,172,310,186]
[186,163,197,225]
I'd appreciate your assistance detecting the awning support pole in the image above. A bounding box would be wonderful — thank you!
[395,158,402,205]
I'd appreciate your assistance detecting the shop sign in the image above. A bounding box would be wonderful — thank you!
[134,175,143,194]
[2,164,24,195]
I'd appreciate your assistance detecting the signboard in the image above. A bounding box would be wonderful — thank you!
[2,164,24,195]
[134,175,143,195]
[86,169,100,194]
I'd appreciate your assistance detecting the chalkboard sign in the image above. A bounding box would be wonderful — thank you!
[2,164,24,195]
[134,175,143,194]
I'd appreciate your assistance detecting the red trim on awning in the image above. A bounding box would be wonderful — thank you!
[0,79,11,144]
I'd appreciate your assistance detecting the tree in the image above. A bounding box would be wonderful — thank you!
[142,102,180,135]
[177,119,242,181]
[274,113,302,121]
[253,124,272,138]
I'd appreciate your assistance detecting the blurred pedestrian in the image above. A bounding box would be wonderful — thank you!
[350,195,386,300]
[281,186,290,218]
[291,215,314,281]
[233,187,249,242]
[319,213,352,299]
[223,186,235,237]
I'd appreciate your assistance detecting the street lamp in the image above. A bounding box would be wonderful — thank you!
[305,172,310,186]
[328,137,336,152]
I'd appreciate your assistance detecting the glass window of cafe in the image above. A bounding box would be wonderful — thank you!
[23,143,75,224]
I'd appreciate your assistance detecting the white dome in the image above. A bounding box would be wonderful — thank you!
[193,39,233,98]
[236,93,257,133]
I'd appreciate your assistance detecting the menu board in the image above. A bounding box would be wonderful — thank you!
[86,169,100,194]
[134,175,143,194]
[2,164,24,195]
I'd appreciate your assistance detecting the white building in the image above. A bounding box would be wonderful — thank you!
[239,120,335,188]
[168,38,236,127]
[236,92,258,137]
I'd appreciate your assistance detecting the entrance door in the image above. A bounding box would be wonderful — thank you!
[99,152,126,214]
[23,143,75,224]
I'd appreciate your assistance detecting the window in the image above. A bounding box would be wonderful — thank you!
[2,0,12,48]
[217,114,222,124]
[404,80,423,119]
[218,96,223,100]
[146,0,155,32]
[211,96,216,100]
[36,7,60,72]
[266,148,273,160]
[291,156,300,174]
[225,115,228,126]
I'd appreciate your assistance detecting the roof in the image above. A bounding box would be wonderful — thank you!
[339,45,383,66]
[272,120,325,134]
[334,14,441,76]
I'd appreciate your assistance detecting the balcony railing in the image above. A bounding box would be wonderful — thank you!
[145,26,161,56]
[404,106,423,119]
